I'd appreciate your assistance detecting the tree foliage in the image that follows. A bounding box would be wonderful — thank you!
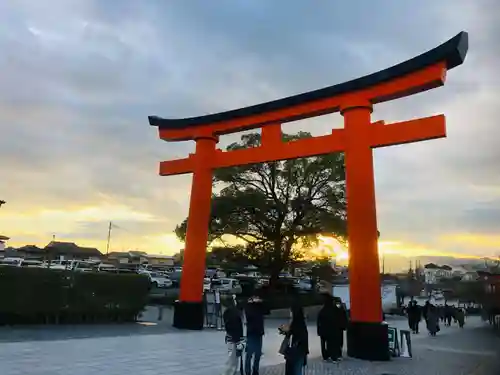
[175,132,347,279]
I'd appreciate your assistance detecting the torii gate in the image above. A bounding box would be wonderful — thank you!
[149,32,468,361]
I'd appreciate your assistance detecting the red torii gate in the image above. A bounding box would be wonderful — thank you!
[149,32,468,360]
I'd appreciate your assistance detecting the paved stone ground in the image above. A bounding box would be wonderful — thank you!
[0,306,178,343]
[0,316,496,375]
[261,318,499,375]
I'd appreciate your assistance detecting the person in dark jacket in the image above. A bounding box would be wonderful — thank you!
[281,304,309,375]
[337,301,349,358]
[317,294,344,362]
[244,296,265,375]
[444,304,453,326]
[456,308,465,328]
[407,300,422,334]
[422,300,431,323]
[222,297,244,375]
[426,304,440,336]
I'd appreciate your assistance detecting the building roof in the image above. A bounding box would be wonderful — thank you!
[44,241,102,257]
[424,263,452,270]
[16,245,44,253]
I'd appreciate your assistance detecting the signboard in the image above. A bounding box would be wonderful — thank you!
[387,326,400,357]
[332,284,398,312]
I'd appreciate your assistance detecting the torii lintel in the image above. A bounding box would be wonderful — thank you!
[159,114,445,176]
[150,32,467,142]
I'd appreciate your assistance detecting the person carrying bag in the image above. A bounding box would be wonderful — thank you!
[278,304,309,375]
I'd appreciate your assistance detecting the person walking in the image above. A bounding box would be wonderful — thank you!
[456,308,465,328]
[317,294,337,362]
[280,304,309,375]
[337,301,348,359]
[222,297,245,375]
[244,295,265,375]
[422,300,430,323]
[407,300,421,334]
[426,304,440,336]
[444,304,453,326]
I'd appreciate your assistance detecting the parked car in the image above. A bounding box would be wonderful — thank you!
[294,278,313,292]
[40,260,73,270]
[211,278,242,294]
[20,260,44,268]
[98,263,119,273]
[0,258,23,267]
[139,270,172,288]
[1,258,43,268]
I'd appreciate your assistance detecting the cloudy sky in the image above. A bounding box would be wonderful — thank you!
[0,1,498,269]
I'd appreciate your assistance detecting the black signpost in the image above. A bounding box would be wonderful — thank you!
[387,326,400,357]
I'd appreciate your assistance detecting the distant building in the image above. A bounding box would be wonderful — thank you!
[146,254,175,266]
[2,241,103,261]
[107,251,174,267]
[0,235,9,254]
[4,245,45,259]
[44,241,103,261]
[479,271,500,315]
[461,271,479,282]
[107,251,148,264]
[423,263,453,284]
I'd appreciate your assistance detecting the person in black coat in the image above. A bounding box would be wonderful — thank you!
[422,300,431,323]
[244,296,265,375]
[223,298,244,375]
[407,300,422,334]
[280,304,309,375]
[317,295,335,361]
[317,295,346,362]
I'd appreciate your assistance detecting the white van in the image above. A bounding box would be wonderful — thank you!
[211,278,242,294]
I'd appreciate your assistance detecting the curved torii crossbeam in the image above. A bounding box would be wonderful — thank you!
[149,32,468,361]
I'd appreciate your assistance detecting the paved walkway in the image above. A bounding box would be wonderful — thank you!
[0,316,496,375]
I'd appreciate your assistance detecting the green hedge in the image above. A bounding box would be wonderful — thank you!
[0,267,150,325]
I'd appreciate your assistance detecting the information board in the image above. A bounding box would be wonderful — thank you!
[387,326,400,357]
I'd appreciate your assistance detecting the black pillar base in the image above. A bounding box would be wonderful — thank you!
[172,301,204,330]
[347,321,390,361]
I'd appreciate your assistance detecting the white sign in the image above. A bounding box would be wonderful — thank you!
[332,284,398,312]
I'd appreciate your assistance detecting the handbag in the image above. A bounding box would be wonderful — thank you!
[278,335,291,355]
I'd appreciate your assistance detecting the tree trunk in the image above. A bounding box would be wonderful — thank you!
[269,265,281,291]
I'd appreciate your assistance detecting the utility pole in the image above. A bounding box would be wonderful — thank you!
[106,221,112,256]
[382,255,385,275]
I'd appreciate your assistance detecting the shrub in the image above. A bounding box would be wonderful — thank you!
[0,267,150,325]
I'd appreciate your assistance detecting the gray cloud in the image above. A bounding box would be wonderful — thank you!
[0,0,498,256]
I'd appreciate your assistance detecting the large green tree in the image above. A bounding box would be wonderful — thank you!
[175,132,347,283]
